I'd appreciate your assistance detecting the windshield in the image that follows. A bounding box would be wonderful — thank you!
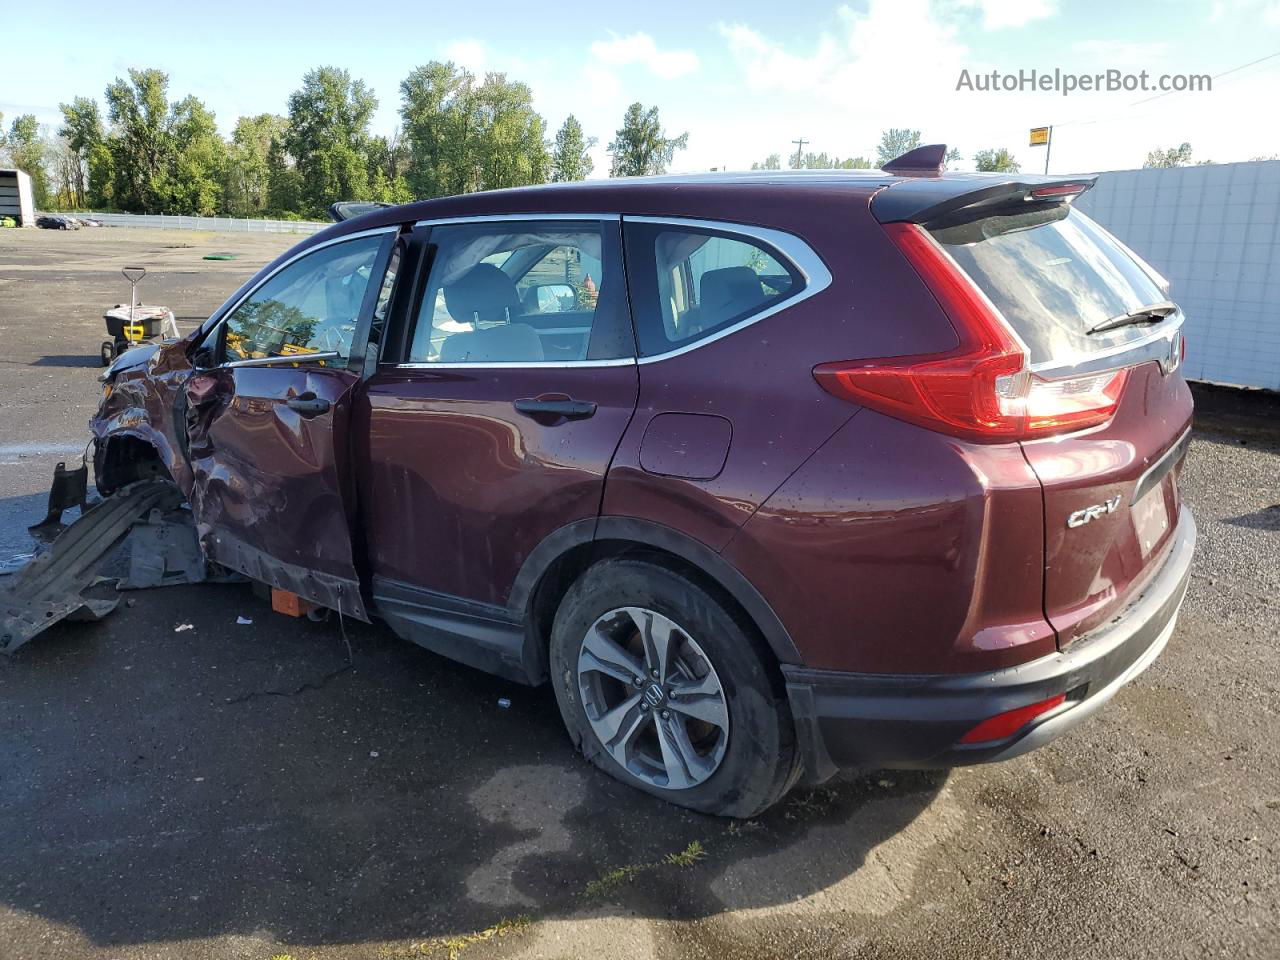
[929,205,1170,364]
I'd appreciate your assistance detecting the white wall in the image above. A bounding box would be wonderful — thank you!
[1076,160,1280,391]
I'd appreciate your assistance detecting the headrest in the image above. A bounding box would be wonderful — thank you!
[699,267,767,322]
[444,263,523,325]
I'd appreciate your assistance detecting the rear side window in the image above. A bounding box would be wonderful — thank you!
[405,219,631,364]
[624,222,803,357]
[929,205,1168,364]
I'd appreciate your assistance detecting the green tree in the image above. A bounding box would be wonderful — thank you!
[1144,143,1195,168]
[973,147,1020,173]
[751,153,782,171]
[552,114,595,182]
[876,128,921,166]
[400,61,550,198]
[366,129,412,203]
[7,115,50,207]
[58,97,106,207]
[284,67,377,217]
[265,135,303,215]
[166,95,227,214]
[786,151,875,170]
[608,103,688,177]
[226,114,288,216]
[104,69,172,211]
[472,73,550,190]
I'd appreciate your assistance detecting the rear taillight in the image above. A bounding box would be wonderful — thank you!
[813,222,1128,443]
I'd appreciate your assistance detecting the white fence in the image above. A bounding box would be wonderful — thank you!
[1077,160,1280,391]
[40,210,329,235]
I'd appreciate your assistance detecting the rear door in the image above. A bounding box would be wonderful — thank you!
[184,228,398,620]
[356,217,638,617]
[927,204,1192,644]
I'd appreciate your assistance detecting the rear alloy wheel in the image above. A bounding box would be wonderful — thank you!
[550,557,798,817]
[578,606,730,790]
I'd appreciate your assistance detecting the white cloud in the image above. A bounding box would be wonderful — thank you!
[443,39,488,75]
[589,32,699,79]
[950,0,1058,29]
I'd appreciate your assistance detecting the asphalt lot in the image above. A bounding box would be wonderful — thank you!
[0,227,1277,960]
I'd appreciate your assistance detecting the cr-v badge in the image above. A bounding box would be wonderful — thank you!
[1067,495,1123,528]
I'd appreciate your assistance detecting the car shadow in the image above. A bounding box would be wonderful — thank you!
[0,580,947,953]
[28,354,105,368]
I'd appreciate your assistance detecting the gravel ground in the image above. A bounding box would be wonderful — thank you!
[0,227,1276,960]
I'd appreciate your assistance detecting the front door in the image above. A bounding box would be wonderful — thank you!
[185,229,397,620]
[357,217,638,622]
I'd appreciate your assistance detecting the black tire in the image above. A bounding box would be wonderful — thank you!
[100,340,115,367]
[549,556,799,817]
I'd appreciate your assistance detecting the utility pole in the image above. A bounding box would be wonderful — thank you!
[1044,126,1053,175]
[792,137,808,169]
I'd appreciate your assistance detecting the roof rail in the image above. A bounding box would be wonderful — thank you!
[881,143,948,177]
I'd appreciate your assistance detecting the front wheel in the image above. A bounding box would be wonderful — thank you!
[549,557,798,817]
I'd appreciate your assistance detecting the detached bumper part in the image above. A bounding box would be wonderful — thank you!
[785,508,1196,783]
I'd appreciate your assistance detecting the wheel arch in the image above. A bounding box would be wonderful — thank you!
[512,517,803,685]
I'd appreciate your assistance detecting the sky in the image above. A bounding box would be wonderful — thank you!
[2,0,1279,177]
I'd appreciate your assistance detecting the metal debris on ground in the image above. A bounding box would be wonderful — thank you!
[175,623,194,633]
[498,698,512,709]
[1,475,243,655]
[236,616,253,625]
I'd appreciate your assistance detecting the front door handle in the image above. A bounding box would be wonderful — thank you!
[513,398,597,422]
[286,392,331,416]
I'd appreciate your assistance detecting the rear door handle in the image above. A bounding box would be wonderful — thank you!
[513,398,597,422]
[286,392,331,416]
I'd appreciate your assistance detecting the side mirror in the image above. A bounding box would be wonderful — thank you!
[192,345,217,370]
[527,283,576,314]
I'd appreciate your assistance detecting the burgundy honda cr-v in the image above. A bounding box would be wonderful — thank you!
[92,147,1195,816]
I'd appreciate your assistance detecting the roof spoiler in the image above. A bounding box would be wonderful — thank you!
[881,143,948,177]
[328,201,391,223]
[871,175,1099,224]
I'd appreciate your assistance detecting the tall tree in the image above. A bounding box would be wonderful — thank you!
[751,153,782,171]
[401,61,550,198]
[58,97,106,206]
[225,114,288,216]
[166,95,227,214]
[1144,143,1195,168]
[104,69,172,211]
[284,67,377,217]
[7,115,50,206]
[607,103,688,177]
[973,147,1020,172]
[551,114,595,182]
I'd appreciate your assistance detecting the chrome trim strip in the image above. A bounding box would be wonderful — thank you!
[1132,426,1192,505]
[224,351,342,369]
[1030,314,1184,381]
[395,358,636,370]
[205,225,398,340]
[624,216,833,365]
[413,213,622,227]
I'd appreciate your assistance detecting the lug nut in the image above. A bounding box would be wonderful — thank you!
[651,669,660,679]
[660,710,670,719]
[633,676,643,687]
[640,702,650,711]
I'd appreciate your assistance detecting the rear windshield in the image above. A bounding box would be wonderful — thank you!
[929,205,1169,364]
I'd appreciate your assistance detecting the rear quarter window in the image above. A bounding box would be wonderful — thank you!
[623,222,804,358]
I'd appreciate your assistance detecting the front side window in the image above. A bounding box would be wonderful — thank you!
[221,234,385,366]
[406,220,629,364]
[624,223,802,357]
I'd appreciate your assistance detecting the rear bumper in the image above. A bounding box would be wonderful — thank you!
[784,508,1196,783]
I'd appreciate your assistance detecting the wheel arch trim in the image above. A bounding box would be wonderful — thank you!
[508,516,803,668]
